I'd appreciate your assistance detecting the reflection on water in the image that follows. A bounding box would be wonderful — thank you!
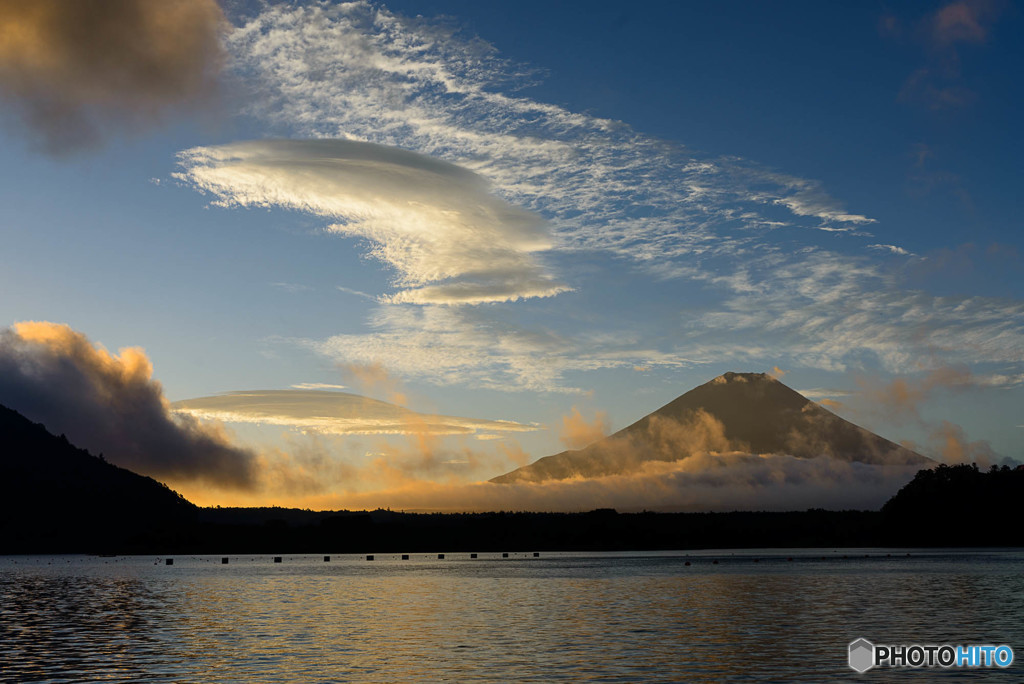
[1,550,1021,682]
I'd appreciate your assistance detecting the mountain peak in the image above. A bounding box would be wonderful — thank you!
[712,371,774,383]
[492,373,930,484]
[708,371,783,388]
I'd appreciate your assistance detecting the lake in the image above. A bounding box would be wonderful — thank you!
[1,549,1021,682]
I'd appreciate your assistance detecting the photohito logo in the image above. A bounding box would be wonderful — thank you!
[848,638,1013,673]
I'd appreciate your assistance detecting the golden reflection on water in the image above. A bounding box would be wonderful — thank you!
[1,552,1022,682]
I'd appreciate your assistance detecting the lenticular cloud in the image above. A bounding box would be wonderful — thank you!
[177,139,569,305]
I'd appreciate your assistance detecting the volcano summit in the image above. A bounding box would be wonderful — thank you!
[492,372,931,484]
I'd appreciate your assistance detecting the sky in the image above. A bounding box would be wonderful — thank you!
[0,0,1021,511]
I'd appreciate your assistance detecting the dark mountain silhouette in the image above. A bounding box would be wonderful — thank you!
[493,372,931,483]
[0,403,196,551]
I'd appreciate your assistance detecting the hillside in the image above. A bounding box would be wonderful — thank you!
[0,403,196,551]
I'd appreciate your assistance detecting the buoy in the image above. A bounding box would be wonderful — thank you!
[437,553,445,560]
[324,556,331,562]
[684,561,691,566]
[470,553,478,559]
[274,556,282,563]
[401,554,410,560]
[502,552,509,558]
[165,558,174,566]
[533,552,540,557]
[712,560,719,565]
[221,557,229,564]
[366,555,374,561]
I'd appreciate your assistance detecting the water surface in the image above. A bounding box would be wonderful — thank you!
[2,549,1021,682]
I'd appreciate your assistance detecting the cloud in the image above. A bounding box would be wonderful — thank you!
[290,382,347,391]
[768,365,788,379]
[899,68,975,110]
[798,388,854,400]
[559,407,609,450]
[171,389,540,436]
[291,455,921,513]
[931,0,998,47]
[338,361,408,405]
[857,366,981,422]
[182,400,927,510]
[906,242,1020,282]
[927,420,999,466]
[869,244,911,256]
[176,139,569,305]
[895,1,1002,110]
[684,249,1024,374]
[222,3,875,248]
[204,4,1024,393]
[337,286,376,301]
[271,282,312,293]
[308,304,693,393]
[854,367,1018,465]
[0,0,225,154]
[0,321,256,489]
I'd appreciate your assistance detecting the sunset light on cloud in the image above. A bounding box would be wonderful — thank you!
[0,0,1021,511]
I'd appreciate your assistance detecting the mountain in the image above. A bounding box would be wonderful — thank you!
[0,403,196,551]
[492,372,931,483]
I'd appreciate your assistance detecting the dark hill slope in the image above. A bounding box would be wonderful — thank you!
[0,403,196,551]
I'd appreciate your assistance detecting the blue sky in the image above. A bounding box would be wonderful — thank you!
[0,0,1021,507]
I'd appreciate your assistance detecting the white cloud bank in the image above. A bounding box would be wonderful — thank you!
[307,455,922,513]
[177,139,568,305]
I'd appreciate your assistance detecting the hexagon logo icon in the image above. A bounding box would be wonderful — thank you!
[849,638,874,673]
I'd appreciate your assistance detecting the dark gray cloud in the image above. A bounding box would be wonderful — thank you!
[0,322,256,489]
[0,0,225,153]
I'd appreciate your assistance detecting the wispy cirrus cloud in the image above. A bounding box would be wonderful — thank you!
[221,2,876,268]
[177,139,568,305]
[684,249,1024,375]
[189,2,1024,393]
[869,243,912,256]
[307,305,694,393]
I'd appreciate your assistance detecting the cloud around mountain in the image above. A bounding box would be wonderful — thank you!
[493,372,930,484]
